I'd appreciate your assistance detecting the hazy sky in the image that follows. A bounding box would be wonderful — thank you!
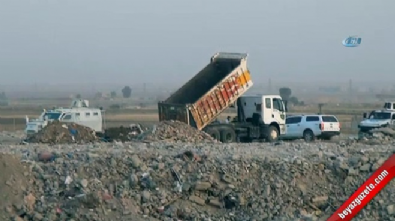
[1,0,394,85]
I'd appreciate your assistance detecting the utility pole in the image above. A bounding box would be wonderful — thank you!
[318,103,324,114]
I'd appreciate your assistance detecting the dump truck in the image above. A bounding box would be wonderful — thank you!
[158,52,287,142]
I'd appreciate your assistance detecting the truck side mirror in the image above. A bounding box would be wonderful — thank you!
[363,113,367,119]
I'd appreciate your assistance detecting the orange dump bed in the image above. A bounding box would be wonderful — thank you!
[158,52,253,130]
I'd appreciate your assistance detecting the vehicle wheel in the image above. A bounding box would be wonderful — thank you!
[303,129,315,142]
[205,128,221,141]
[266,126,279,142]
[220,129,236,143]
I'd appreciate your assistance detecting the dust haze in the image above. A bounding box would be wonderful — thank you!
[0,0,394,102]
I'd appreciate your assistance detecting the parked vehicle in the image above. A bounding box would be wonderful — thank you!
[281,114,341,141]
[359,109,395,132]
[158,52,287,142]
[25,99,104,135]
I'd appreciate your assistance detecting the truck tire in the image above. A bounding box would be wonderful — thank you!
[220,128,236,143]
[206,128,221,141]
[266,126,279,142]
[303,129,315,142]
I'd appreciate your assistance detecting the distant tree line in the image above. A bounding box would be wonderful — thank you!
[279,87,304,110]
[75,85,133,100]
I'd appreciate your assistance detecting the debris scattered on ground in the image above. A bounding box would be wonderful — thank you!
[104,124,144,142]
[143,121,218,143]
[26,121,97,144]
[22,120,215,144]
[0,141,394,220]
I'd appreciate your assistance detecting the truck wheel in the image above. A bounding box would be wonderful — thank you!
[303,129,315,142]
[267,126,279,142]
[220,129,236,143]
[206,128,220,141]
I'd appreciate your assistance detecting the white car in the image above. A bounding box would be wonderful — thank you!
[281,114,341,141]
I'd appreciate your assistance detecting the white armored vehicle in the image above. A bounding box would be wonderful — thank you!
[25,99,103,135]
[358,102,395,132]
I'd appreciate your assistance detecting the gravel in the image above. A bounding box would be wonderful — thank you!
[1,125,395,220]
[0,139,394,221]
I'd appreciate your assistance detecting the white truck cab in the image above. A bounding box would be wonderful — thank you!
[359,110,395,132]
[25,99,103,135]
[238,95,286,135]
[236,95,286,141]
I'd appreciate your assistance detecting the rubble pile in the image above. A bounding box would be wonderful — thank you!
[357,127,395,145]
[144,121,217,143]
[0,142,395,220]
[26,121,97,144]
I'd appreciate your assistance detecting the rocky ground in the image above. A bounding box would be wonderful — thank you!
[1,123,395,220]
[0,140,394,221]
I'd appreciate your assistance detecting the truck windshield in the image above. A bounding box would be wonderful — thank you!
[273,98,284,112]
[43,112,62,120]
[371,112,391,120]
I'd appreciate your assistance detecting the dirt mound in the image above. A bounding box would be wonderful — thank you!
[143,120,217,143]
[0,154,31,219]
[26,121,97,144]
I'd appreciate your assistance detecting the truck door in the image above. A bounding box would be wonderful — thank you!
[272,98,285,120]
[272,97,286,133]
[263,97,273,122]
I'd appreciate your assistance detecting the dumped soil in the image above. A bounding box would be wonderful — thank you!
[104,124,144,142]
[0,154,30,219]
[26,121,97,144]
[143,120,217,143]
[104,121,217,143]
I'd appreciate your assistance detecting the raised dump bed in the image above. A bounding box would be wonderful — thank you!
[158,52,253,130]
